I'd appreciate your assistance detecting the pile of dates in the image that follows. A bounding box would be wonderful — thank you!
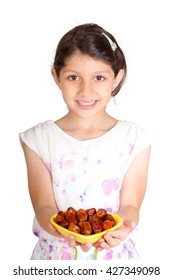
[54,207,116,235]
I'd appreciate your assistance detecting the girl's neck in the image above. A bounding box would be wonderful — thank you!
[55,111,118,140]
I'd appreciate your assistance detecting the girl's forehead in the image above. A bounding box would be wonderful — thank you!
[65,50,94,62]
[63,50,112,71]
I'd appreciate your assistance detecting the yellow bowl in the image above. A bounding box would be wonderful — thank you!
[50,212,123,244]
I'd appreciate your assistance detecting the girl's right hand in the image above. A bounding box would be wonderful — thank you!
[68,235,92,252]
[49,223,63,237]
[49,223,92,252]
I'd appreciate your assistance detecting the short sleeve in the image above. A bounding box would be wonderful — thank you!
[19,122,50,161]
[131,124,153,155]
[19,124,41,157]
[120,122,153,180]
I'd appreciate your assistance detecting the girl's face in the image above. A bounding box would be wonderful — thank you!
[52,51,123,119]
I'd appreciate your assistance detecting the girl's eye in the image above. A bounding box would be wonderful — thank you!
[68,75,78,81]
[95,76,105,81]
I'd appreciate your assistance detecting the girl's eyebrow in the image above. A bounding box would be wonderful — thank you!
[61,70,79,74]
[62,70,112,75]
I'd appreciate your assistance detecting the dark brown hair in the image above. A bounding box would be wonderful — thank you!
[53,23,127,96]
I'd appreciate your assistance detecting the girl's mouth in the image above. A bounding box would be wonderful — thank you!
[76,100,97,110]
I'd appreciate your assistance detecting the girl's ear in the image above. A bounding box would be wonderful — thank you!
[112,69,125,91]
[51,68,61,89]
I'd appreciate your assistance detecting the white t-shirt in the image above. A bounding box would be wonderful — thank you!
[19,120,152,260]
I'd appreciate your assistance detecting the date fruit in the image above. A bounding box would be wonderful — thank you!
[66,213,78,224]
[104,214,116,226]
[102,220,113,230]
[59,219,69,228]
[68,223,80,233]
[91,220,102,233]
[77,209,88,222]
[54,207,116,236]
[67,207,77,216]
[86,208,96,216]
[96,208,107,219]
[89,214,100,224]
[79,221,92,235]
[54,210,66,224]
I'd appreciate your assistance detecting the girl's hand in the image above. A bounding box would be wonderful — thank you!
[49,223,63,238]
[68,235,92,252]
[49,223,92,252]
[94,219,136,251]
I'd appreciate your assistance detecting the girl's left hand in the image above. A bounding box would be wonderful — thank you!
[94,219,136,251]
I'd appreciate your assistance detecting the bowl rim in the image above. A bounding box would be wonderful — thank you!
[50,211,123,241]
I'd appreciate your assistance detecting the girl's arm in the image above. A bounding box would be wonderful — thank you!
[118,144,151,222]
[21,142,60,236]
[21,141,93,251]
[95,145,151,250]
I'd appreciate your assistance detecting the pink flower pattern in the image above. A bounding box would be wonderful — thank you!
[102,179,119,195]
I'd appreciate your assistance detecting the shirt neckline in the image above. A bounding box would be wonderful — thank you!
[47,119,122,143]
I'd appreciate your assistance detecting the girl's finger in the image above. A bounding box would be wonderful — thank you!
[49,224,61,237]
[104,235,121,247]
[68,235,77,247]
[80,243,92,252]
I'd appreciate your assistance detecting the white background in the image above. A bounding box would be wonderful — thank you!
[0,0,172,270]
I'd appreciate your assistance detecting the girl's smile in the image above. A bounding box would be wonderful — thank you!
[76,99,97,110]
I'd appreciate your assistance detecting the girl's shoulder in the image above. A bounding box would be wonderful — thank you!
[117,119,152,136]
[20,120,57,136]
[19,120,53,140]
[111,119,153,152]
[19,120,55,156]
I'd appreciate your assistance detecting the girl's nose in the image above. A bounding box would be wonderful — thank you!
[79,80,93,97]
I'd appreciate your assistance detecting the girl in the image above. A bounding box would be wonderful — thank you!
[20,23,151,260]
